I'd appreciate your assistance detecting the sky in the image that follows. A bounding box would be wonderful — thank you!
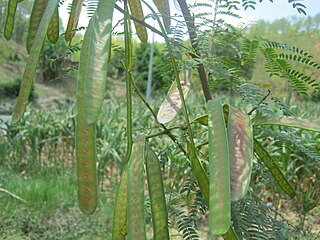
[59,0,320,42]
[244,0,320,22]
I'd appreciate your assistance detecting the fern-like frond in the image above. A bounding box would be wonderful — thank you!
[261,39,313,58]
[242,38,260,63]
[277,53,320,69]
[85,0,98,18]
[232,190,298,239]
[261,47,309,94]
[170,208,200,240]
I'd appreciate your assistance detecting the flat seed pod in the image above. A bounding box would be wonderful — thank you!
[227,106,253,202]
[4,0,18,40]
[112,166,128,240]
[47,6,59,44]
[127,135,147,240]
[74,1,115,212]
[157,80,190,124]
[75,117,98,214]
[254,138,296,197]
[83,0,115,125]
[12,0,59,124]
[153,0,171,32]
[208,99,231,236]
[145,146,169,240]
[192,114,208,126]
[26,0,49,53]
[65,0,84,42]
[253,116,320,132]
[128,0,148,42]
[187,140,209,203]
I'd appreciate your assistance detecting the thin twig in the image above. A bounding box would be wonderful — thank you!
[114,4,163,36]
[247,90,271,115]
[0,187,27,203]
[129,73,188,155]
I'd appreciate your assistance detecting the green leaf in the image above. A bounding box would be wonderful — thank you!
[82,0,115,125]
[208,99,231,235]
[145,146,169,240]
[157,80,190,124]
[253,138,296,197]
[12,0,59,124]
[127,135,147,240]
[112,166,128,240]
[253,116,320,132]
[227,106,253,202]
[4,0,18,40]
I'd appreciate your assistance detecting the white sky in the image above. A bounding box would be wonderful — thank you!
[58,0,320,42]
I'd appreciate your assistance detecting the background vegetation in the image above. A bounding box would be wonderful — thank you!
[0,0,319,239]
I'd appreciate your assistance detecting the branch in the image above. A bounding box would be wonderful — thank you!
[0,187,27,203]
[176,0,213,102]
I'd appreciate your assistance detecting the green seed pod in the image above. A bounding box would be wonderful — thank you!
[4,0,18,40]
[227,106,253,201]
[187,140,209,203]
[145,146,169,240]
[254,138,296,197]
[208,99,231,236]
[82,0,115,125]
[253,116,320,132]
[112,166,129,240]
[65,0,83,42]
[128,0,148,42]
[75,117,98,214]
[157,80,190,124]
[127,135,146,240]
[12,0,59,124]
[152,0,171,32]
[26,0,49,53]
[47,6,59,44]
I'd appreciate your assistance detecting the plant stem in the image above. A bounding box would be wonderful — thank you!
[128,73,187,156]
[247,90,271,115]
[124,2,133,164]
[176,0,212,102]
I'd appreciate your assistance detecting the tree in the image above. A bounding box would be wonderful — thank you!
[2,0,320,239]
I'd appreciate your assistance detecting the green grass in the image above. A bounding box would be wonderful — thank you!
[0,166,115,240]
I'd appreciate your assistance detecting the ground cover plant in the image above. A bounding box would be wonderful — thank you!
[1,0,320,239]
